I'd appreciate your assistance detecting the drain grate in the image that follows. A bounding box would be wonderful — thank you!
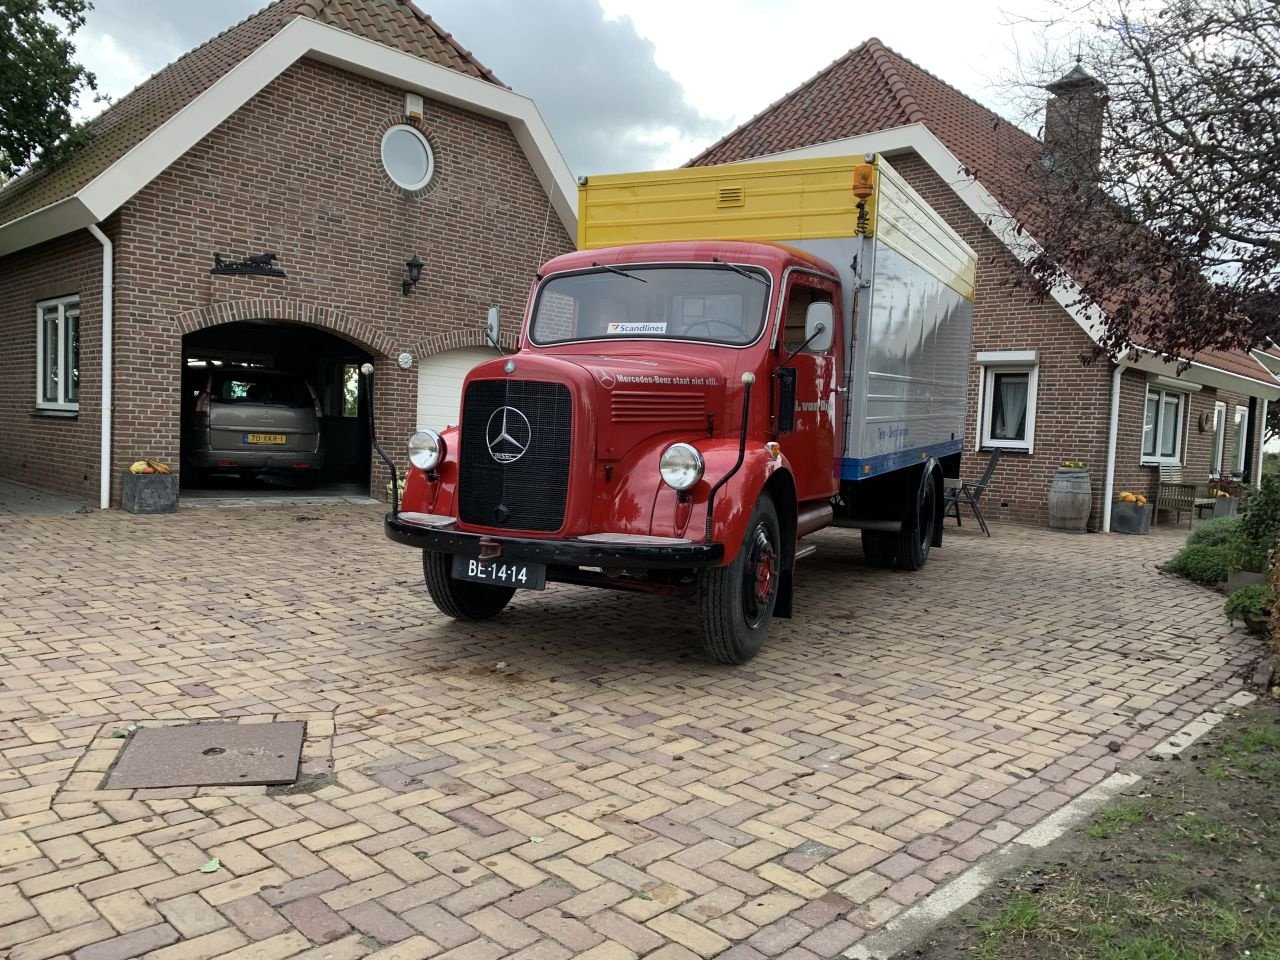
[105,722,305,789]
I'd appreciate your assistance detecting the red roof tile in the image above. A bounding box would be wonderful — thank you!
[0,0,499,226]
[691,39,1277,388]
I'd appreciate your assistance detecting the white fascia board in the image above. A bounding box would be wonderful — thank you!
[1127,351,1280,400]
[10,15,576,255]
[1251,349,1280,376]
[743,126,1280,401]
[0,196,95,256]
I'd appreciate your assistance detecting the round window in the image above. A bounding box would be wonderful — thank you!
[380,125,434,191]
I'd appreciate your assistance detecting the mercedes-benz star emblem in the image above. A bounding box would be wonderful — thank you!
[485,406,532,463]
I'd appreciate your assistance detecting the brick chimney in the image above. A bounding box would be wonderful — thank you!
[1043,63,1107,181]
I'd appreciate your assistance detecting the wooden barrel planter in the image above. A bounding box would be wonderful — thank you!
[1048,467,1092,533]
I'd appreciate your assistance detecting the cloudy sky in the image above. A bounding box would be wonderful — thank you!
[73,0,1069,177]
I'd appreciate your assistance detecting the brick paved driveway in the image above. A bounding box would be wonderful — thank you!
[0,505,1258,960]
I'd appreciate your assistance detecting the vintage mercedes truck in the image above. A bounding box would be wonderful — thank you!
[383,154,976,663]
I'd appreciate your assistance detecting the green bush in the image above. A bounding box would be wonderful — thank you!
[1165,543,1231,584]
[1240,474,1280,555]
[1224,583,1273,627]
[1187,516,1241,549]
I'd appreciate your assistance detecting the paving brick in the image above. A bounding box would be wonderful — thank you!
[221,895,291,940]
[339,901,416,943]
[402,903,480,949]
[93,891,164,934]
[71,922,179,960]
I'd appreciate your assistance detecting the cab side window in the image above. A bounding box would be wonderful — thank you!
[782,283,834,353]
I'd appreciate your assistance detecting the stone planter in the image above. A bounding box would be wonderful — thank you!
[1213,496,1239,518]
[1111,501,1152,535]
[1048,467,1092,533]
[122,472,178,514]
[1227,570,1267,592]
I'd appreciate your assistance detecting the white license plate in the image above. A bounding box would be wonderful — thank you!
[452,556,546,590]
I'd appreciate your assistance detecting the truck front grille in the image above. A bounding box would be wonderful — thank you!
[458,380,571,532]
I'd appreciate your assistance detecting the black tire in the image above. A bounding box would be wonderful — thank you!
[697,496,782,664]
[895,471,938,572]
[861,530,897,568]
[422,551,514,621]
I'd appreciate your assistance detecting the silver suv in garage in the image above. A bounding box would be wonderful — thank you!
[184,367,324,484]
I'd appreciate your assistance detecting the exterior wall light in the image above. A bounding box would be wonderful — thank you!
[402,255,424,295]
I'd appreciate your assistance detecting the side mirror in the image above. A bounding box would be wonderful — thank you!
[803,301,834,353]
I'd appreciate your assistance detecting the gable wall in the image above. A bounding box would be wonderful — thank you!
[101,56,573,503]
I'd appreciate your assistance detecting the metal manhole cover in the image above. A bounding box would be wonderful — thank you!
[106,722,305,789]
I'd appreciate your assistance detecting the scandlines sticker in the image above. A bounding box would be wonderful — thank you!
[607,322,666,334]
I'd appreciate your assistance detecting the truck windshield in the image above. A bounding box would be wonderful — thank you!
[530,264,771,346]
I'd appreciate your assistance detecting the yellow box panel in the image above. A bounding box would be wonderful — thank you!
[578,156,876,250]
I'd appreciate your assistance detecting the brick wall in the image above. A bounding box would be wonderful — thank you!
[0,227,111,501]
[2,56,573,506]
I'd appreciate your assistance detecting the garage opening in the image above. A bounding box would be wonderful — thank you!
[181,321,374,500]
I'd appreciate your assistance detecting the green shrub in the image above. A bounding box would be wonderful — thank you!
[1240,474,1280,554]
[1165,543,1231,584]
[1224,583,1273,627]
[1187,516,1241,548]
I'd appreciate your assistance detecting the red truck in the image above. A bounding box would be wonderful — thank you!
[384,155,976,662]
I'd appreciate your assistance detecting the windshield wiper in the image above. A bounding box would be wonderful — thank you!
[713,257,767,285]
[591,261,647,283]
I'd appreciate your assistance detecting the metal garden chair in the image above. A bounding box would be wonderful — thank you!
[943,448,1002,537]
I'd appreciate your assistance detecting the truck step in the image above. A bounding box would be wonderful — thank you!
[795,544,818,561]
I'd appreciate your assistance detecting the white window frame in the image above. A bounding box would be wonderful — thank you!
[975,350,1038,453]
[380,124,435,191]
[36,295,80,412]
[1233,404,1249,477]
[1140,382,1191,465]
[1210,400,1227,478]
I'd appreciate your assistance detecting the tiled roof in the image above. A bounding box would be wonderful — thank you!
[0,0,499,227]
[690,39,1277,388]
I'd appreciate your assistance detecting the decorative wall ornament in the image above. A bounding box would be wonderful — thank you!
[210,252,285,278]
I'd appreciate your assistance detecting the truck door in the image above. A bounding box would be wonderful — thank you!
[775,273,842,501]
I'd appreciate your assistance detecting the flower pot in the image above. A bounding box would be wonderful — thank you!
[1048,467,1092,533]
[1227,570,1267,592]
[1213,497,1239,518]
[1111,501,1152,535]
[122,472,178,514]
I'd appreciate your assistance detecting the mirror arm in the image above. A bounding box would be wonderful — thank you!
[779,323,825,367]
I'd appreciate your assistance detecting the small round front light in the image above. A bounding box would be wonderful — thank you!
[408,430,445,471]
[659,443,704,491]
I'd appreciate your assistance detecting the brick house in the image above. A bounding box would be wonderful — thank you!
[690,39,1280,531]
[0,0,575,508]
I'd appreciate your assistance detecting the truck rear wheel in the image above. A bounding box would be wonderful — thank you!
[422,551,514,621]
[895,470,938,572]
[697,495,781,664]
[861,530,897,568]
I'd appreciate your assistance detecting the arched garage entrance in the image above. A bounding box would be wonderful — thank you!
[180,321,374,497]
[417,347,500,431]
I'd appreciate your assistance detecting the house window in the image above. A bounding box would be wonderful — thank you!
[1211,401,1227,477]
[976,351,1038,452]
[1141,386,1187,464]
[36,296,80,411]
[1232,405,1249,477]
[380,125,434,191]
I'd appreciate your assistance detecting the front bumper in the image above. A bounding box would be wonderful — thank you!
[385,513,724,569]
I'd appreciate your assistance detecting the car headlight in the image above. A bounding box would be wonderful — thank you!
[408,430,445,471]
[659,442,704,491]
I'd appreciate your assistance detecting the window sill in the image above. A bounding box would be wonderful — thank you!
[33,408,78,419]
[979,443,1032,454]
[1140,458,1182,467]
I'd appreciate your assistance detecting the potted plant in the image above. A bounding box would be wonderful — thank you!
[1048,460,1092,533]
[1111,491,1152,535]
[122,459,178,514]
[1224,582,1272,635]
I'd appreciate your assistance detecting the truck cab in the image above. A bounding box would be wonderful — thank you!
[386,155,975,663]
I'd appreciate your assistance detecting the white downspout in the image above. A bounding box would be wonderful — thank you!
[1257,398,1268,485]
[1102,363,1123,532]
[88,224,113,510]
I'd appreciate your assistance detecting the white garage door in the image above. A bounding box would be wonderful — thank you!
[417,347,497,431]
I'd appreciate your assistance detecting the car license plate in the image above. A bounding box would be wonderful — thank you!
[244,433,286,444]
[452,555,546,590]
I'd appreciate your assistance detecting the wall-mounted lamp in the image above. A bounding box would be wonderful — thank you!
[402,255,424,295]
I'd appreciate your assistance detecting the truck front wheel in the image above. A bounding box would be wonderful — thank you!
[422,551,514,621]
[697,495,781,664]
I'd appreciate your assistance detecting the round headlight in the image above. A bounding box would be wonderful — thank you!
[408,430,444,471]
[659,443,704,491]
